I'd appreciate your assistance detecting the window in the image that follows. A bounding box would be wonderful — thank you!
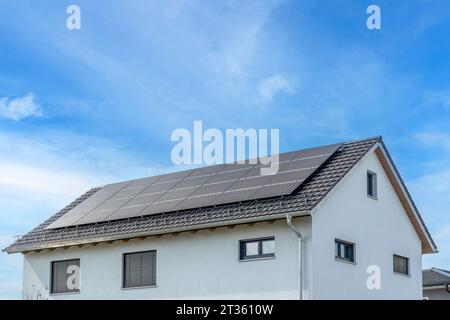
[51,259,80,294]
[335,239,355,263]
[240,237,275,260]
[393,254,409,275]
[367,171,377,198]
[123,250,156,288]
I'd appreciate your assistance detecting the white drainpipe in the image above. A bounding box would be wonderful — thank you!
[286,213,303,300]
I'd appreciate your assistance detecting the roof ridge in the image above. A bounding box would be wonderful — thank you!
[342,135,382,145]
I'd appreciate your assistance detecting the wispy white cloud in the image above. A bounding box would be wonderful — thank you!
[0,162,95,199]
[423,89,450,110]
[415,132,450,151]
[0,94,42,121]
[258,74,298,103]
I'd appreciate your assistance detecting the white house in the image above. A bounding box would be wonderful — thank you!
[4,137,437,300]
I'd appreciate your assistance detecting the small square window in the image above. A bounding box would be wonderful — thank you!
[335,239,355,263]
[393,254,409,275]
[240,237,275,260]
[367,171,377,199]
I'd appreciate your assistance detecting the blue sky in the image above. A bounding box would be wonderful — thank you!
[1,0,450,299]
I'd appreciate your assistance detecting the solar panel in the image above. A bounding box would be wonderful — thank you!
[126,176,161,188]
[106,205,147,220]
[174,193,221,211]
[155,187,198,202]
[172,175,214,190]
[188,164,224,177]
[206,168,251,184]
[250,181,302,199]
[47,202,101,229]
[117,193,161,208]
[155,170,193,183]
[110,185,149,200]
[47,143,342,229]
[214,187,261,204]
[139,199,183,216]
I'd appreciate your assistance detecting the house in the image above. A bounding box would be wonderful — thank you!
[423,268,450,300]
[3,137,437,300]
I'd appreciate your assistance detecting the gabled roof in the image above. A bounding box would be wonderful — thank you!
[4,137,437,254]
[423,268,450,287]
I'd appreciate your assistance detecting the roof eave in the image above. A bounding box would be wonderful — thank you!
[5,210,311,254]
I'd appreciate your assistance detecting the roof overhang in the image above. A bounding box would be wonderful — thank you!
[5,210,311,254]
[423,284,450,293]
[374,142,437,254]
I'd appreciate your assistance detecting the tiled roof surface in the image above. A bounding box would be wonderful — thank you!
[423,268,450,287]
[5,137,380,253]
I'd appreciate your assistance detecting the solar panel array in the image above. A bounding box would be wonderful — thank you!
[47,143,342,229]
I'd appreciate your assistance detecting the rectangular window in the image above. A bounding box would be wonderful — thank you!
[123,250,157,288]
[240,237,275,260]
[51,259,80,294]
[393,254,409,275]
[367,171,377,198]
[335,239,355,263]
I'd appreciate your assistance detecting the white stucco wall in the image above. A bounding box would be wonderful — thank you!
[22,217,312,300]
[311,149,423,299]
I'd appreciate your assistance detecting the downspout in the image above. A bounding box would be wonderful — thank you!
[286,213,303,300]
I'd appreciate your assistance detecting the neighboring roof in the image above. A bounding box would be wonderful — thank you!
[423,268,450,287]
[3,137,437,254]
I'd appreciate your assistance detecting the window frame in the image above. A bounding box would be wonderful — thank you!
[50,258,81,295]
[239,237,275,261]
[122,250,157,289]
[367,170,378,199]
[335,239,356,264]
[393,254,410,276]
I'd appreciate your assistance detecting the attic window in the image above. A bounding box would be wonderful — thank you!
[367,171,377,199]
[393,254,409,276]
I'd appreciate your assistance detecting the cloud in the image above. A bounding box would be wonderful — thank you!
[0,94,42,121]
[415,132,450,152]
[258,74,298,103]
[423,89,450,110]
[0,162,95,199]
